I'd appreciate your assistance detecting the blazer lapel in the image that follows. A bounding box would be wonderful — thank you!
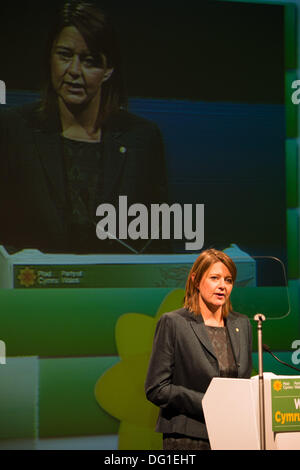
[226,313,241,368]
[101,129,128,201]
[190,311,242,366]
[33,129,67,211]
[33,112,128,216]
[190,313,217,360]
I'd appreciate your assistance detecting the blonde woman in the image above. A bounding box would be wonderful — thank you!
[145,248,252,450]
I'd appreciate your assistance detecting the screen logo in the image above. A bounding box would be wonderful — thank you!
[96,196,205,251]
[291,339,300,365]
[0,80,6,104]
[0,340,6,365]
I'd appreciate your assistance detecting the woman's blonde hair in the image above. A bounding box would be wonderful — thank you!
[184,248,237,317]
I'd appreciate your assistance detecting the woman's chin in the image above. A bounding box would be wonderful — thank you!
[63,95,87,106]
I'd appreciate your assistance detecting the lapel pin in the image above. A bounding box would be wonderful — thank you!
[119,146,127,154]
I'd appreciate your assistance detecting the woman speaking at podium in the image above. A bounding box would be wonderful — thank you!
[145,249,253,450]
[0,1,167,254]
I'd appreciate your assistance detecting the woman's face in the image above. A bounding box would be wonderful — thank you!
[197,261,233,311]
[51,26,113,108]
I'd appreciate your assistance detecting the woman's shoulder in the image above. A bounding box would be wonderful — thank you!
[105,108,160,133]
[158,308,194,325]
[228,310,251,326]
[0,104,21,123]
[0,102,42,130]
[0,104,27,137]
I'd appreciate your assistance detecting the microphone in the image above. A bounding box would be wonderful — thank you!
[263,344,300,373]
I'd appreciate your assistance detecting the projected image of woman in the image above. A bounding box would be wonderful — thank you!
[0,1,168,253]
[145,248,253,450]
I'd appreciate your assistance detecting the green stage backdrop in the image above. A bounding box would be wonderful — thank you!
[0,0,300,450]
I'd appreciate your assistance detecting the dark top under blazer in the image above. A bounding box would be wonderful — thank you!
[0,103,168,253]
[145,308,253,439]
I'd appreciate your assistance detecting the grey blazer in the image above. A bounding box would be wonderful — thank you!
[145,307,253,439]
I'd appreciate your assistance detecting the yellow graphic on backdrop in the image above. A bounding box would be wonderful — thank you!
[17,267,37,287]
[94,289,185,450]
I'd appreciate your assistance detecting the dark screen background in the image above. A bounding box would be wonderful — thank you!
[1,0,284,103]
[1,0,286,262]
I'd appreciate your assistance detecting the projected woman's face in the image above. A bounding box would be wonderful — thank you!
[51,26,113,108]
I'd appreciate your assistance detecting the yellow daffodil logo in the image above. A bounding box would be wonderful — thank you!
[273,380,283,392]
[94,289,185,450]
[17,267,37,287]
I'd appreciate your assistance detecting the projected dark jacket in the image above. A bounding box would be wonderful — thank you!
[145,308,253,439]
[0,103,168,253]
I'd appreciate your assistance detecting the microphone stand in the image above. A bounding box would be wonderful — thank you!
[254,313,266,450]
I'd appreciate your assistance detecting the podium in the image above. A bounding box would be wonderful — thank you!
[202,373,300,450]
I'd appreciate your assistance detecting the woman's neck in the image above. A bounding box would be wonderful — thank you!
[199,298,224,327]
[58,97,101,142]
